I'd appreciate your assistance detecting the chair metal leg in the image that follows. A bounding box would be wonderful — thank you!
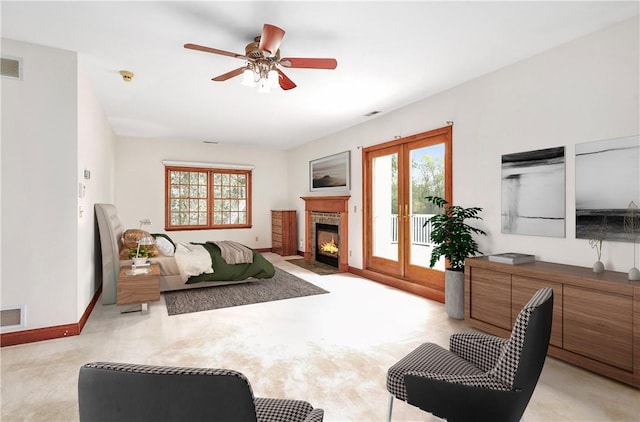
[387,393,394,422]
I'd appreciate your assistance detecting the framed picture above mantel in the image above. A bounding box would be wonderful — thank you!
[309,150,351,192]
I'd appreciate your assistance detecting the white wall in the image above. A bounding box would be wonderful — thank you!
[114,138,290,249]
[287,17,639,273]
[76,57,116,318]
[1,39,79,329]
[1,39,115,332]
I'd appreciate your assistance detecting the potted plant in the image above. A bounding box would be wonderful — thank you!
[588,216,607,273]
[425,196,487,319]
[127,234,156,268]
[128,245,150,267]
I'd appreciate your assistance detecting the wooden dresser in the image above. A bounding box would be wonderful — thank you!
[465,256,640,388]
[271,210,297,256]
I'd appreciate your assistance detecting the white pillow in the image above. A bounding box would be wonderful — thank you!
[155,236,175,256]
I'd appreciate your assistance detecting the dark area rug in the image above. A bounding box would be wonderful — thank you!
[286,258,340,275]
[164,267,329,316]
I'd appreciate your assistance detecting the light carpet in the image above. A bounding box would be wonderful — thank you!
[163,267,329,315]
[2,256,638,421]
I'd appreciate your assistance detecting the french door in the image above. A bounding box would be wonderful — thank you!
[363,126,452,294]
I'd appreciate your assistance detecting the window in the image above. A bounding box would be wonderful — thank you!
[165,166,252,230]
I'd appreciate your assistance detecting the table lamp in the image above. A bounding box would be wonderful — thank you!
[130,218,154,273]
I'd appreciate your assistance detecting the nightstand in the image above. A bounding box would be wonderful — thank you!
[117,263,160,314]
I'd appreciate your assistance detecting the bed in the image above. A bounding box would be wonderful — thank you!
[95,203,275,305]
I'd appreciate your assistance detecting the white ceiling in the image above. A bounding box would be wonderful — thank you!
[2,1,638,150]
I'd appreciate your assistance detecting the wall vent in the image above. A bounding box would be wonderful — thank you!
[1,306,25,331]
[1,57,22,79]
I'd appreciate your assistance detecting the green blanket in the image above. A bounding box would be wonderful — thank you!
[185,242,275,284]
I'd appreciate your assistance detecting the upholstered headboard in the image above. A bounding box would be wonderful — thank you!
[95,203,124,305]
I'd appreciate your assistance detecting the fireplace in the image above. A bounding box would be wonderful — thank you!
[301,195,350,272]
[315,223,339,267]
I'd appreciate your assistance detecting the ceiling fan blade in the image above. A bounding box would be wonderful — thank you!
[280,57,337,69]
[258,24,285,57]
[212,67,245,82]
[184,43,246,60]
[277,69,297,90]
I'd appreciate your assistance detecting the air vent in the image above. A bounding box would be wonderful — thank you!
[1,306,25,330]
[363,110,381,117]
[1,57,22,79]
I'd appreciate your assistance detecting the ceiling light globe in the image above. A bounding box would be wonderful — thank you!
[241,68,256,87]
[267,69,279,88]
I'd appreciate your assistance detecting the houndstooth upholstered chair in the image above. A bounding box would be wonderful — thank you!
[78,362,324,422]
[386,287,553,422]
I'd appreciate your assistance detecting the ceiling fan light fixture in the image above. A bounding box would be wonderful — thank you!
[241,67,256,87]
[186,23,337,93]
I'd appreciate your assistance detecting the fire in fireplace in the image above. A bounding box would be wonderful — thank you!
[315,223,339,267]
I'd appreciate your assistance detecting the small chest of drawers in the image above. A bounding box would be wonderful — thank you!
[271,210,297,256]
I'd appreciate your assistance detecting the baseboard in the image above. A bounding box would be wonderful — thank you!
[0,285,102,347]
[348,267,445,303]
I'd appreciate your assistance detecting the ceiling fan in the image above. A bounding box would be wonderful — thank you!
[184,23,337,92]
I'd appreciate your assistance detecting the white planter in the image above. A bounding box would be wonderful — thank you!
[445,270,465,320]
[133,257,147,267]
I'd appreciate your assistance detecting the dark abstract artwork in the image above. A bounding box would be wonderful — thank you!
[575,135,640,242]
[501,146,565,237]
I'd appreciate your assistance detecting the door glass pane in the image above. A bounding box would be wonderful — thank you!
[372,153,398,261]
[409,144,445,270]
